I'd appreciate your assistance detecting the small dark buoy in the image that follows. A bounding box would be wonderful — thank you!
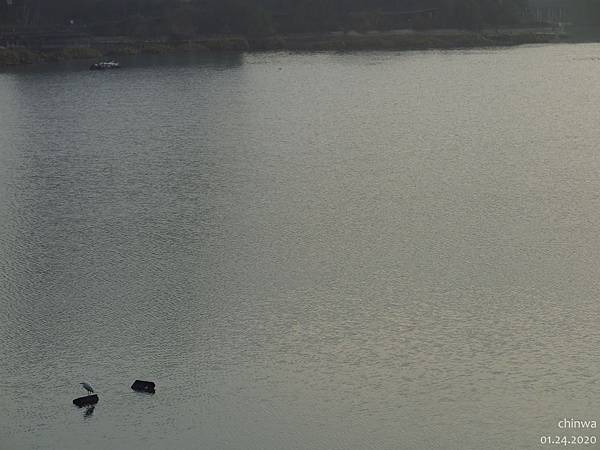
[131,380,155,393]
[73,394,99,407]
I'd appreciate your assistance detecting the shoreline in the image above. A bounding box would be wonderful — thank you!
[0,29,570,67]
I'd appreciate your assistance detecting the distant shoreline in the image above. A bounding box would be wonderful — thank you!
[0,29,568,67]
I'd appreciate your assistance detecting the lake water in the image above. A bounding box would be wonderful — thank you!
[2,44,600,450]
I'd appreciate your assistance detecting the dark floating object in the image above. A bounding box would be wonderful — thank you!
[131,380,155,394]
[73,394,99,407]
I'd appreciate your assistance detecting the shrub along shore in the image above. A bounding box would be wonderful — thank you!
[0,29,564,67]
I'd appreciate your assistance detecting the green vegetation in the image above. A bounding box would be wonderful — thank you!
[55,47,102,59]
[0,0,541,35]
[105,46,140,56]
[251,30,558,51]
[0,48,40,65]
[0,29,562,66]
[0,47,102,64]
[5,0,600,36]
[0,0,578,66]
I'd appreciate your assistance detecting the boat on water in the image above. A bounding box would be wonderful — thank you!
[89,61,121,71]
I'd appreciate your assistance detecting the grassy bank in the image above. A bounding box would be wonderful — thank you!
[0,47,104,65]
[0,37,249,66]
[0,30,563,67]
[250,30,561,51]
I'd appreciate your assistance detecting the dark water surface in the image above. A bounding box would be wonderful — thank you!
[2,46,600,449]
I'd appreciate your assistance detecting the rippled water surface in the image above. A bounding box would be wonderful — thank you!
[2,45,600,450]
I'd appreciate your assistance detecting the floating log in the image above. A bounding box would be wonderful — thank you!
[73,394,99,407]
[131,380,155,393]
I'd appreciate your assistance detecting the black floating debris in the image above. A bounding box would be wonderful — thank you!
[131,380,155,393]
[73,394,99,407]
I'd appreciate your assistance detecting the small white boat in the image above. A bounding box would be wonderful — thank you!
[89,61,121,70]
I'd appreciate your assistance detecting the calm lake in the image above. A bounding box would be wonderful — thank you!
[2,44,600,450]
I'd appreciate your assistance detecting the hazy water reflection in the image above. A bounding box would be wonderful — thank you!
[2,46,600,450]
